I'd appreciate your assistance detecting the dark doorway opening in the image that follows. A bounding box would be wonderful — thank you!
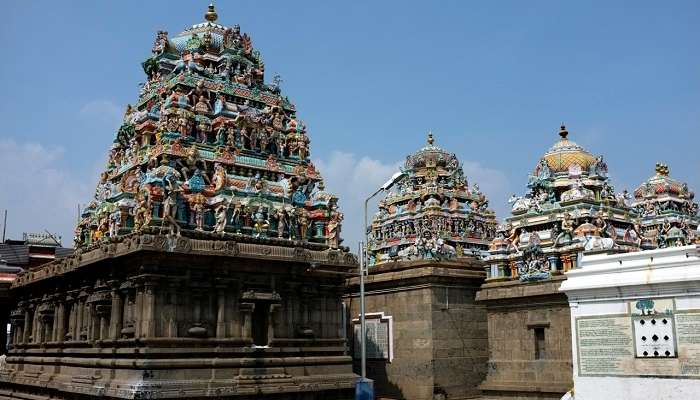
[252,302,270,346]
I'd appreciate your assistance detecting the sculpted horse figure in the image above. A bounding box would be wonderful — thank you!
[584,235,616,251]
[436,238,457,259]
[508,194,532,213]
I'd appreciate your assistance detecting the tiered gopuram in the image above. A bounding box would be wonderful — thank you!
[346,134,496,399]
[366,133,497,265]
[631,163,699,248]
[0,5,358,400]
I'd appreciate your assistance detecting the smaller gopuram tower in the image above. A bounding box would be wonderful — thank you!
[346,133,497,400]
[631,163,699,248]
[0,5,358,400]
[476,125,640,400]
[366,132,497,265]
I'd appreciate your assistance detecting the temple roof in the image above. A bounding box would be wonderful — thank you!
[633,163,695,201]
[72,4,347,252]
[367,133,496,265]
[539,125,597,174]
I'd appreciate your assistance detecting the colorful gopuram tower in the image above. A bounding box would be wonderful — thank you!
[476,125,640,400]
[366,132,497,265]
[346,134,496,400]
[0,5,358,400]
[631,163,699,248]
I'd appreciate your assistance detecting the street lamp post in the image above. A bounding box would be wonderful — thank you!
[356,172,406,400]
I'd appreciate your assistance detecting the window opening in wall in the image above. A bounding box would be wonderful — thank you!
[534,327,546,360]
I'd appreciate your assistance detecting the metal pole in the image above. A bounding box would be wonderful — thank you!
[2,209,6,243]
[360,188,381,382]
[359,240,366,379]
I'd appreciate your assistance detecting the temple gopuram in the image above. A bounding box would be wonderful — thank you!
[366,133,497,265]
[476,126,640,400]
[345,134,496,400]
[0,5,358,400]
[631,163,699,249]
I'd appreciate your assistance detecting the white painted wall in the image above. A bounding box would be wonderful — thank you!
[561,245,700,400]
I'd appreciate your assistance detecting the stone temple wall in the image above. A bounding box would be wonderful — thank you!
[345,261,488,400]
[477,277,573,400]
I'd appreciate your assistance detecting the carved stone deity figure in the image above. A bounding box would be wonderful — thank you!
[554,212,575,246]
[253,207,269,237]
[162,176,182,236]
[230,202,243,233]
[594,213,609,238]
[213,202,228,235]
[133,190,152,232]
[108,211,121,237]
[275,208,287,238]
[327,205,343,249]
[212,163,227,192]
[192,200,205,231]
[195,95,211,114]
[298,208,309,240]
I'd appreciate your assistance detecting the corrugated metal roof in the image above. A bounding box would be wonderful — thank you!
[0,244,28,266]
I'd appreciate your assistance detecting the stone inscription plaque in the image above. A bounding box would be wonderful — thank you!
[576,303,700,378]
[577,316,633,375]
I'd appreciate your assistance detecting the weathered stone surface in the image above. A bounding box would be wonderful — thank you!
[0,235,358,399]
[346,260,488,400]
[476,277,573,400]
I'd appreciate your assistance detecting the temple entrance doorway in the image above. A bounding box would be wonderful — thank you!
[251,301,270,346]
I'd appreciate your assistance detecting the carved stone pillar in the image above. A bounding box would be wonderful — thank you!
[240,302,255,340]
[23,307,32,343]
[109,283,123,340]
[64,292,77,341]
[96,304,111,340]
[55,300,66,343]
[216,287,226,338]
[134,282,144,338]
[268,303,282,342]
[143,282,157,338]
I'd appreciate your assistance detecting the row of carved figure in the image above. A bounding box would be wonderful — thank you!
[378,194,489,219]
[79,192,343,248]
[370,215,495,243]
[148,26,270,89]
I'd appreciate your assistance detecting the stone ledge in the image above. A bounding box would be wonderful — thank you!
[475,276,567,302]
[13,233,358,288]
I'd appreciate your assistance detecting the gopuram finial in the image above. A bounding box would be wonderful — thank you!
[655,162,669,176]
[558,124,569,139]
[205,3,218,22]
[427,131,434,145]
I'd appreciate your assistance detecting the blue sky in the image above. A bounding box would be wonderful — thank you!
[1,1,699,248]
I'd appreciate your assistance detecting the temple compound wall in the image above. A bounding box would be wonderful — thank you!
[561,245,700,399]
[346,261,488,400]
[476,277,572,399]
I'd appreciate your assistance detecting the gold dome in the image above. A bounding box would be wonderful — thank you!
[539,125,597,174]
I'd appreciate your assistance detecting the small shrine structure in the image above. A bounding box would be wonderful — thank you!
[631,163,699,249]
[476,125,640,400]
